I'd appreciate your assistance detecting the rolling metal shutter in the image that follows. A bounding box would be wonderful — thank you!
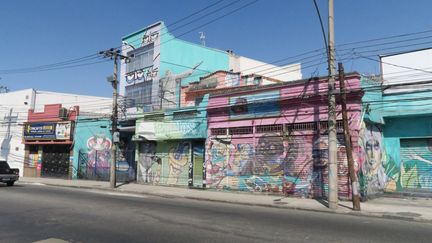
[400,139,432,191]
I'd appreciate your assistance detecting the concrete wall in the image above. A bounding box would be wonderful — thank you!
[381,48,432,94]
[0,89,35,175]
[0,89,111,176]
[229,55,302,82]
[34,90,111,114]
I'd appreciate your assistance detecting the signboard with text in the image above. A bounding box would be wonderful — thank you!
[24,121,72,140]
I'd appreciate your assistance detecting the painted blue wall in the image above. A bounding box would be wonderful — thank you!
[160,31,229,107]
[361,77,383,124]
[160,32,229,86]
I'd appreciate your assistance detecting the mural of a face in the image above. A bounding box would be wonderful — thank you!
[138,141,157,183]
[87,135,112,168]
[255,134,285,175]
[364,129,383,176]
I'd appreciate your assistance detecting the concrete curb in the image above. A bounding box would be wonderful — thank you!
[18,181,432,224]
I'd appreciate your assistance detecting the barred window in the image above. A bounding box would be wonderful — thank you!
[256,124,283,133]
[211,128,227,136]
[229,126,253,135]
[125,81,152,108]
[286,122,317,131]
[319,120,344,131]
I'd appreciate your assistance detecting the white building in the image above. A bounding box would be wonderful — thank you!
[0,89,111,176]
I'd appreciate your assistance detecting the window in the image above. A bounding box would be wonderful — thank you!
[256,124,283,133]
[127,44,154,73]
[286,122,317,131]
[173,110,197,120]
[144,114,164,121]
[229,126,253,135]
[319,120,344,131]
[211,128,227,136]
[125,81,153,108]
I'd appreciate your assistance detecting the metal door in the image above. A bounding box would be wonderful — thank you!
[400,139,432,191]
[192,142,205,188]
[41,145,70,178]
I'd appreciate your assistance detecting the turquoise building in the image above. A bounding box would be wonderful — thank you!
[119,21,229,185]
[360,49,432,197]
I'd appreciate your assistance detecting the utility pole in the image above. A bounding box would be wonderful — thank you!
[99,48,130,188]
[338,63,361,211]
[327,0,338,209]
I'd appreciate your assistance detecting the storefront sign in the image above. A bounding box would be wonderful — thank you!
[24,121,72,140]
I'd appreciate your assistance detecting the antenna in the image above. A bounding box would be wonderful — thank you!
[199,32,206,46]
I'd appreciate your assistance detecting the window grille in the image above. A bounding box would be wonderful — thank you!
[228,126,253,135]
[144,114,164,121]
[319,120,344,131]
[286,122,317,131]
[211,128,227,136]
[173,110,197,120]
[256,124,283,133]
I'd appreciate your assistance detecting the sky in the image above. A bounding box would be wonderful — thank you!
[0,0,431,98]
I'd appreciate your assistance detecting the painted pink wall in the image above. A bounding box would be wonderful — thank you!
[208,75,362,128]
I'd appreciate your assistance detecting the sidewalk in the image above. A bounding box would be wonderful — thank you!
[18,177,432,223]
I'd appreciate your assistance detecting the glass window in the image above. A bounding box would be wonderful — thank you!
[125,81,153,108]
[126,44,154,73]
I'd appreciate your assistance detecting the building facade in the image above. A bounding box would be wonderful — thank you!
[120,21,302,186]
[205,74,364,199]
[360,48,432,197]
[0,89,111,177]
[23,104,78,178]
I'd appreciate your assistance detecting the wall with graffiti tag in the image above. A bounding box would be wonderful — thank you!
[205,74,363,198]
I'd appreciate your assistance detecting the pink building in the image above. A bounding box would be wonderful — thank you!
[205,73,363,199]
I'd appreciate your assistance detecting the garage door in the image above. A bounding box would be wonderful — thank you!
[400,139,432,190]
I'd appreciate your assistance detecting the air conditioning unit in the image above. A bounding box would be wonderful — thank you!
[59,108,68,120]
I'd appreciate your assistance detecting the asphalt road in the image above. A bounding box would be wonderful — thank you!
[0,183,431,243]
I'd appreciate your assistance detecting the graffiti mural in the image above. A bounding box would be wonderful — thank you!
[167,142,190,185]
[205,132,351,198]
[206,139,232,188]
[137,141,157,183]
[87,134,112,169]
[400,139,432,190]
[358,122,399,197]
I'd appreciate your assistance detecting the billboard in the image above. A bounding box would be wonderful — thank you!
[24,121,72,140]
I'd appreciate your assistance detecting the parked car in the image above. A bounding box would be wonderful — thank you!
[0,160,19,186]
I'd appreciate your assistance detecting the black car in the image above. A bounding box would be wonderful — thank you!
[0,160,19,186]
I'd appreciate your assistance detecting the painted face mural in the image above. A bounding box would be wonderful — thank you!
[138,141,157,183]
[255,134,285,175]
[167,142,190,185]
[359,122,400,196]
[87,135,112,169]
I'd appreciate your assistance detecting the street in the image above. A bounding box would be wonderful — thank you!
[1,183,431,243]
